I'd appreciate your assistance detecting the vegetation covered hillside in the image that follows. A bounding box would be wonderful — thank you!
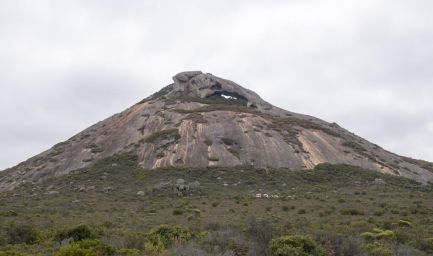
[0,154,432,255]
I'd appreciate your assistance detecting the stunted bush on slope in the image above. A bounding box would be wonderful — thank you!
[53,239,116,256]
[6,224,39,245]
[269,235,325,256]
[55,224,97,243]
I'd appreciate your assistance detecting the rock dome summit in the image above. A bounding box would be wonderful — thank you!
[1,71,432,191]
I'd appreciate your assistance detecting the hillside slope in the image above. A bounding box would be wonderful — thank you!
[0,154,432,255]
[1,71,432,191]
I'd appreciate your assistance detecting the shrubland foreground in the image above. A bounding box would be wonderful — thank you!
[0,153,432,255]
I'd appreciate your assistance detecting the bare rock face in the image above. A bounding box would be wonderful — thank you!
[170,71,272,109]
[1,71,433,192]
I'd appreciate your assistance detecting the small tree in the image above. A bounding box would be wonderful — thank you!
[246,217,274,255]
[6,224,39,245]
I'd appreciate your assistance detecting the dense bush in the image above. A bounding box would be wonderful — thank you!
[149,84,174,100]
[420,238,433,253]
[340,209,364,216]
[361,229,396,241]
[116,248,141,256]
[55,224,96,243]
[123,233,146,250]
[315,233,363,256]
[364,242,391,256]
[201,228,248,255]
[0,234,6,246]
[397,219,415,228]
[269,235,325,256]
[167,242,208,255]
[246,217,274,255]
[54,239,116,256]
[297,209,307,214]
[0,251,29,256]
[143,129,180,143]
[145,224,194,253]
[6,224,39,245]
[172,209,183,216]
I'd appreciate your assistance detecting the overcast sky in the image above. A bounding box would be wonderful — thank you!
[1,0,433,170]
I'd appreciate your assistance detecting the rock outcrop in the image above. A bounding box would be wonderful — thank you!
[1,71,432,192]
[169,71,272,110]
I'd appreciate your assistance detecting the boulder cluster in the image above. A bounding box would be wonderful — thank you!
[152,178,201,197]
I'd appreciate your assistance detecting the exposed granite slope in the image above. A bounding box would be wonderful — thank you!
[1,71,432,191]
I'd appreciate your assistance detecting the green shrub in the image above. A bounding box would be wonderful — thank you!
[0,234,6,246]
[0,251,29,256]
[0,210,18,217]
[421,238,433,253]
[54,239,116,256]
[55,224,95,242]
[269,235,325,256]
[143,129,180,143]
[315,232,363,256]
[246,217,274,255]
[124,233,146,250]
[361,229,396,241]
[145,225,194,249]
[172,209,183,216]
[297,209,306,214]
[342,141,366,153]
[117,248,141,256]
[402,157,433,173]
[149,84,174,99]
[398,219,415,228]
[145,237,165,255]
[6,224,39,244]
[364,241,391,256]
[340,209,364,216]
[373,210,385,216]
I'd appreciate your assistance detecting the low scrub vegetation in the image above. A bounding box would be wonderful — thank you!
[402,157,433,173]
[142,128,181,143]
[0,154,432,255]
[269,235,325,256]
